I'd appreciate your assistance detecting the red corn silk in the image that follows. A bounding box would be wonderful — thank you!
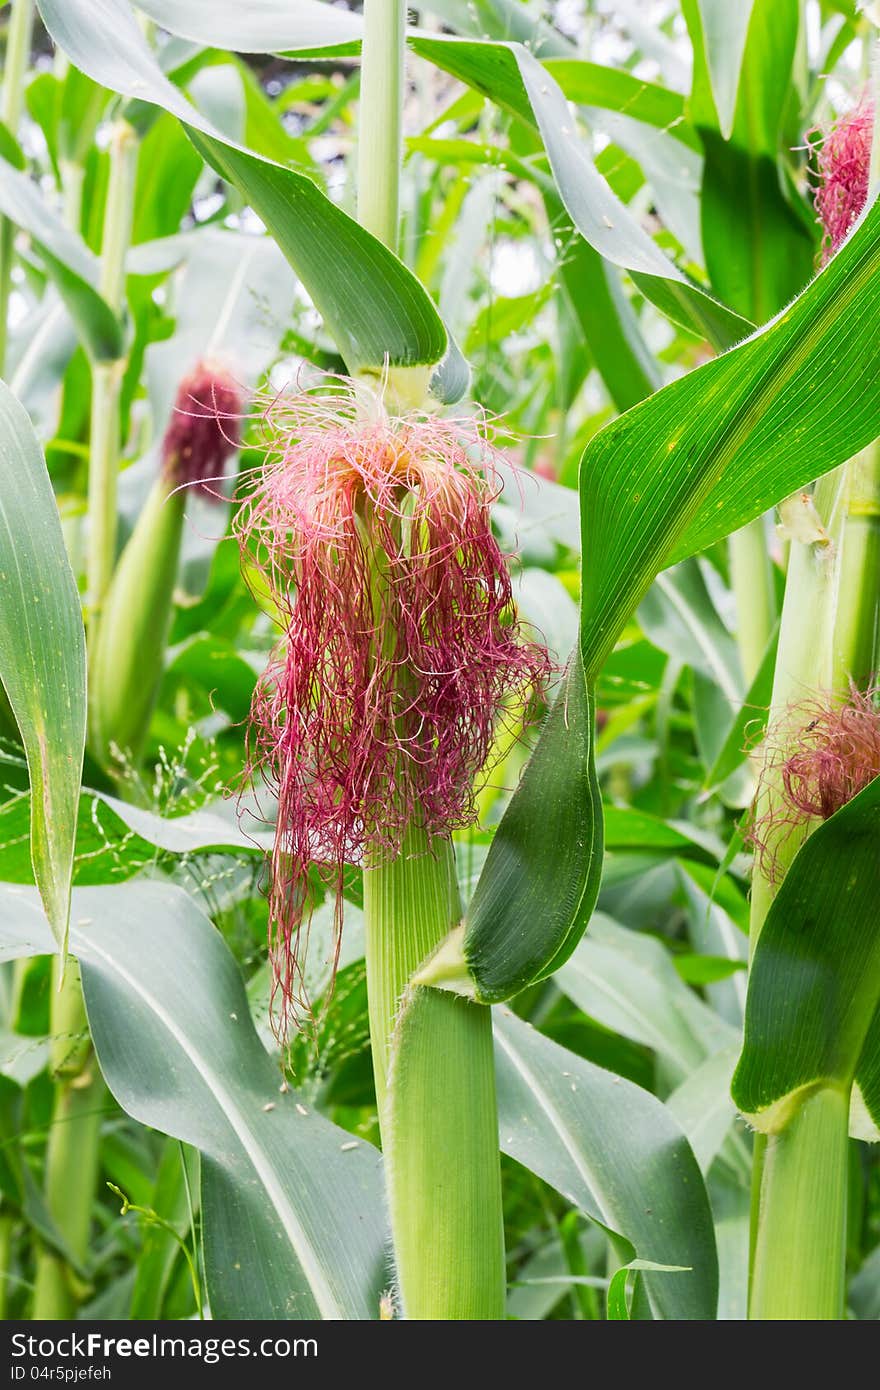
[235,382,551,1036]
[814,101,873,261]
[161,360,243,497]
[748,683,880,881]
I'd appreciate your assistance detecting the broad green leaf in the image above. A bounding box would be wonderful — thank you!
[0,881,387,1320]
[666,1046,743,1174]
[580,196,880,675]
[464,649,602,1002]
[554,915,738,1081]
[0,383,86,952]
[0,158,123,360]
[469,187,880,1000]
[731,776,880,1133]
[544,60,698,149]
[0,787,268,888]
[36,0,451,383]
[694,0,756,138]
[494,1008,718,1320]
[105,0,747,346]
[694,0,815,323]
[136,0,363,51]
[413,38,737,340]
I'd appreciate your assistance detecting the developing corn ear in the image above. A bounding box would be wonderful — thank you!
[236,382,549,1032]
[89,362,241,768]
[236,379,547,1317]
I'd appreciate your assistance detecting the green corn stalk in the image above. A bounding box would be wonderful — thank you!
[747,443,880,1320]
[31,962,108,1319]
[32,116,138,1321]
[746,80,880,1317]
[0,0,35,376]
[86,119,137,640]
[356,0,505,1320]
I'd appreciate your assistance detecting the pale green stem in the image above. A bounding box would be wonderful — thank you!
[86,121,137,636]
[830,441,880,691]
[747,469,844,956]
[364,828,505,1319]
[749,1087,849,1320]
[31,962,108,1319]
[730,518,776,685]
[747,450,878,1311]
[0,0,36,375]
[355,0,504,1319]
[356,0,405,250]
[60,159,85,233]
[746,470,843,1292]
[363,824,460,1112]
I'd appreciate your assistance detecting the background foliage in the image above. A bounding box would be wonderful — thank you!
[1,0,878,1321]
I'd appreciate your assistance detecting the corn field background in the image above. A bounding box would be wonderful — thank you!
[0,0,879,1327]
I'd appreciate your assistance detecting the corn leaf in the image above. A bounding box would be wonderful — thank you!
[0,881,388,1320]
[86,0,751,347]
[494,1008,718,1320]
[0,382,85,952]
[466,195,880,999]
[36,0,450,381]
[731,776,880,1134]
[0,157,123,360]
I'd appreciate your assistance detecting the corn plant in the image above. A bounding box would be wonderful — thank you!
[0,0,879,1325]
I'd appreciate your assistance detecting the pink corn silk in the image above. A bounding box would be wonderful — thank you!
[161,360,242,497]
[748,684,880,881]
[236,387,551,1033]
[814,101,873,261]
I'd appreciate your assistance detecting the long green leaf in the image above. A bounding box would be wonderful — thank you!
[0,158,123,360]
[468,194,880,998]
[92,0,750,346]
[693,0,815,323]
[136,0,362,51]
[0,881,388,1320]
[0,382,85,952]
[554,915,738,1081]
[464,649,602,1001]
[544,60,697,148]
[731,777,880,1133]
[494,1008,718,1320]
[36,0,449,381]
[694,0,756,138]
[581,196,880,673]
